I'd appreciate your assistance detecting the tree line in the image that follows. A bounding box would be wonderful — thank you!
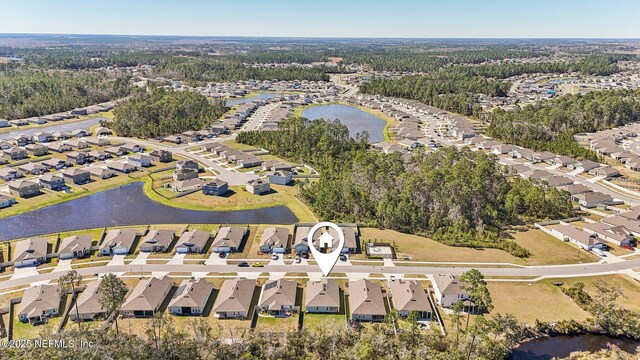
[237,118,573,256]
[109,87,227,137]
[0,69,130,119]
[486,89,640,160]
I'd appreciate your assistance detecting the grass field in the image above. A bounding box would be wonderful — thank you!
[255,313,299,332]
[359,228,599,265]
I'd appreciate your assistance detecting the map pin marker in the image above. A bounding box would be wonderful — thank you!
[307,222,345,276]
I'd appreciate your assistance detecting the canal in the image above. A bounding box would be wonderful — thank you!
[0,182,299,241]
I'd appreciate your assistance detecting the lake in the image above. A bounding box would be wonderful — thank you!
[226,92,283,107]
[0,182,299,241]
[301,104,387,143]
[0,117,105,140]
[511,335,640,359]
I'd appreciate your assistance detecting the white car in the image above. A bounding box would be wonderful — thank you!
[271,253,279,260]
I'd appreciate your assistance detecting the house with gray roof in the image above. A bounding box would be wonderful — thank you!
[305,278,340,314]
[120,276,173,317]
[13,237,49,267]
[348,279,386,321]
[389,279,432,319]
[212,278,256,319]
[210,227,247,253]
[99,228,138,255]
[432,274,470,308]
[259,227,289,254]
[168,279,214,316]
[175,230,210,254]
[70,279,107,321]
[259,279,297,316]
[139,230,175,253]
[58,234,92,260]
[18,284,60,324]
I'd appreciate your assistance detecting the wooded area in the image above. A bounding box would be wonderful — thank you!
[238,118,573,256]
[109,88,228,137]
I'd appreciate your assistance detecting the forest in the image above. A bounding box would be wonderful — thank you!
[237,118,573,256]
[153,58,330,86]
[109,88,227,137]
[0,70,130,119]
[486,89,640,160]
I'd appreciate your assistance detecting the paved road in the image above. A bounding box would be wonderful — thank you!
[3,258,640,291]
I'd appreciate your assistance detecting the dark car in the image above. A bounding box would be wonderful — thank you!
[237,262,249,267]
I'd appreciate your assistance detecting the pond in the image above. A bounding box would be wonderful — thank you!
[0,182,299,241]
[301,104,386,143]
[511,335,640,359]
[0,117,105,140]
[226,92,283,107]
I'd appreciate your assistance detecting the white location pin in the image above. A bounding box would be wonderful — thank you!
[307,221,345,276]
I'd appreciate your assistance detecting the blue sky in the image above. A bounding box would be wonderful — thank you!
[1,0,639,38]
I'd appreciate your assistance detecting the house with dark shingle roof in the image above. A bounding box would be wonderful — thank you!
[120,276,173,318]
[168,279,214,316]
[348,279,386,321]
[212,279,256,319]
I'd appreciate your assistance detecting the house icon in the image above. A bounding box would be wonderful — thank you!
[318,231,334,248]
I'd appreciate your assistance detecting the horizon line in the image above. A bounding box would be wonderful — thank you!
[1,32,639,41]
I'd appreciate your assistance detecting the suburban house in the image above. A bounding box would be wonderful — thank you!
[18,162,47,175]
[11,135,32,147]
[128,153,152,167]
[171,178,207,192]
[107,161,137,174]
[84,137,110,147]
[139,230,175,253]
[17,284,60,324]
[13,237,49,267]
[39,173,65,191]
[25,143,49,156]
[94,126,112,136]
[176,159,199,171]
[120,143,143,153]
[305,278,340,314]
[47,142,72,153]
[66,139,90,149]
[173,168,199,181]
[32,131,53,143]
[0,194,16,209]
[87,150,110,161]
[259,227,290,254]
[550,224,602,250]
[258,279,297,316]
[389,279,432,319]
[0,168,22,181]
[150,149,173,163]
[583,222,635,247]
[120,276,173,318]
[66,151,90,165]
[348,279,386,322]
[41,158,68,171]
[203,179,229,196]
[432,274,471,309]
[99,228,138,255]
[4,147,27,160]
[69,279,107,321]
[558,184,592,195]
[210,226,247,253]
[168,279,215,316]
[245,179,271,195]
[8,179,41,198]
[572,192,615,208]
[163,135,183,144]
[212,278,256,319]
[105,146,127,157]
[62,168,91,185]
[58,234,93,260]
[294,225,358,255]
[267,171,293,185]
[175,230,211,254]
[88,166,115,179]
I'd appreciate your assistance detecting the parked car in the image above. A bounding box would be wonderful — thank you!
[592,248,606,257]
[622,245,635,251]
[219,252,226,258]
[237,262,249,267]
[271,253,279,260]
[252,262,264,267]
[295,257,301,264]
[340,254,347,262]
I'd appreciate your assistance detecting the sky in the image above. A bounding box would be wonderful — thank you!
[0,0,639,38]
